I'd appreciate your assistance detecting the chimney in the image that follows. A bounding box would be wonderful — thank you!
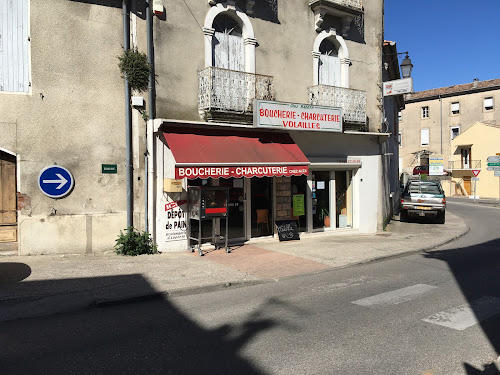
[473,78,479,88]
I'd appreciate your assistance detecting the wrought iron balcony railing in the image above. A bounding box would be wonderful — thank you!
[198,66,275,123]
[308,85,367,125]
[448,160,481,169]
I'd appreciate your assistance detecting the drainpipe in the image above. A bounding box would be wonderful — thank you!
[123,0,133,230]
[439,94,443,155]
[145,0,156,233]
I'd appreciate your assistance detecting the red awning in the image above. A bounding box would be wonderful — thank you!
[162,129,309,179]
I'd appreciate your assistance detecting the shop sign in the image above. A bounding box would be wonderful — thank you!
[383,78,413,96]
[175,165,309,179]
[254,100,342,133]
[429,154,444,176]
[164,199,187,242]
[293,194,305,216]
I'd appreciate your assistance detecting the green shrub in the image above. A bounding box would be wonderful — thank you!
[115,227,157,256]
[117,47,151,92]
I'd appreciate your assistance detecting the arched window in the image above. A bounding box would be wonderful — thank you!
[203,3,256,73]
[318,39,341,87]
[212,14,244,71]
[312,29,349,88]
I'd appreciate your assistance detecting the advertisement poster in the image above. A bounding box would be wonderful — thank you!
[293,194,305,216]
[164,199,187,242]
[429,154,444,176]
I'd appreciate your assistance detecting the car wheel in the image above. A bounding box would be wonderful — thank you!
[400,210,408,222]
[436,211,445,224]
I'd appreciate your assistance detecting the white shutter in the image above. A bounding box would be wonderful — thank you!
[451,102,459,112]
[213,32,229,69]
[319,55,340,86]
[228,34,243,72]
[484,97,493,109]
[421,129,429,146]
[213,32,243,71]
[0,0,29,92]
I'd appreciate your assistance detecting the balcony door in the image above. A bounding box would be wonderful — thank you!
[461,148,471,169]
[318,39,341,87]
[212,14,244,72]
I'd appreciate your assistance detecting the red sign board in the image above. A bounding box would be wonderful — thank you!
[175,166,309,179]
[472,169,481,177]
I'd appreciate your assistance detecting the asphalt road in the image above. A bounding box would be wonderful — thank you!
[1,202,500,375]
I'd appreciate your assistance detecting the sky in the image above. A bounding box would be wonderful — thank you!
[384,0,500,92]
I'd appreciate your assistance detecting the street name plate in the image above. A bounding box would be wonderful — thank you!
[472,177,480,181]
[102,164,118,174]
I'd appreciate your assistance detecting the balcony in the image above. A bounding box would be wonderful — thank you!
[309,0,363,13]
[448,160,481,170]
[309,0,363,34]
[308,85,367,130]
[198,66,275,124]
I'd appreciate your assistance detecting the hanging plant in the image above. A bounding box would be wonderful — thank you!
[117,47,151,92]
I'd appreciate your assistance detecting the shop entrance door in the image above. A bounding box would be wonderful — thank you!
[251,177,273,237]
[219,178,246,242]
[312,171,330,229]
[0,151,17,243]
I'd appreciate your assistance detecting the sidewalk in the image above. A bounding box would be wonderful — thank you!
[0,212,468,323]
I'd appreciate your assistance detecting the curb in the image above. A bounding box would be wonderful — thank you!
[0,216,470,324]
[0,279,269,323]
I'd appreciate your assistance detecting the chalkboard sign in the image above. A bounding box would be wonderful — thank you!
[275,220,300,241]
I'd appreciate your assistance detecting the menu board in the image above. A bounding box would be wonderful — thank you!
[275,220,300,241]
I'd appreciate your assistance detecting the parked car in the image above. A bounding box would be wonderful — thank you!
[400,180,446,224]
[412,165,429,175]
[412,165,451,176]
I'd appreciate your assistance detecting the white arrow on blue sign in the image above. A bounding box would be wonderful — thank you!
[38,166,74,198]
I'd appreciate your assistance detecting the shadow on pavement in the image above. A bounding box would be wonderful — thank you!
[0,263,31,283]
[424,238,500,374]
[0,273,292,374]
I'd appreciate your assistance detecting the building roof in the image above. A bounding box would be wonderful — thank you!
[405,78,500,103]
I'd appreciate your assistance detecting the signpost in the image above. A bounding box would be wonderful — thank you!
[38,165,74,199]
[487,155,500,203]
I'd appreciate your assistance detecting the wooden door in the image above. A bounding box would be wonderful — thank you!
[0,152,17,242]
[463,178,471,195]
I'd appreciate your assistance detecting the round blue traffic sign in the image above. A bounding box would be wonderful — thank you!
[38,165,74,199]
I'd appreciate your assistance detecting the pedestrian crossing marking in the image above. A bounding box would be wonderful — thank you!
[352,284,438,307]
[422,296,500,330]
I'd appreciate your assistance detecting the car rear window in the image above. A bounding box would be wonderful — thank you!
[408,182,442,195]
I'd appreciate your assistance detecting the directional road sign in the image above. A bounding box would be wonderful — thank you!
[38,165,74,198]
[487,167,500,171]
[487,156,500,163]
[487,162,500,167]
[495,170,500,177]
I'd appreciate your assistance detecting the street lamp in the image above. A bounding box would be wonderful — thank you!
[400,53,413,78]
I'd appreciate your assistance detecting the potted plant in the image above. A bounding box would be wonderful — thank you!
[317,201,330,227]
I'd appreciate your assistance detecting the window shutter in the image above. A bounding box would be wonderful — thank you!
[213,32,229,69]
[227,34,244,72]
[451,102,459,112]
[484,97,493,108]
[421,129,429,145]
[319,55,340,86]
[0,0,29,92]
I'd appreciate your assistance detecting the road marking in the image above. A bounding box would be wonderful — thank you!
[422,296,500,330]
[352,284,438,307]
